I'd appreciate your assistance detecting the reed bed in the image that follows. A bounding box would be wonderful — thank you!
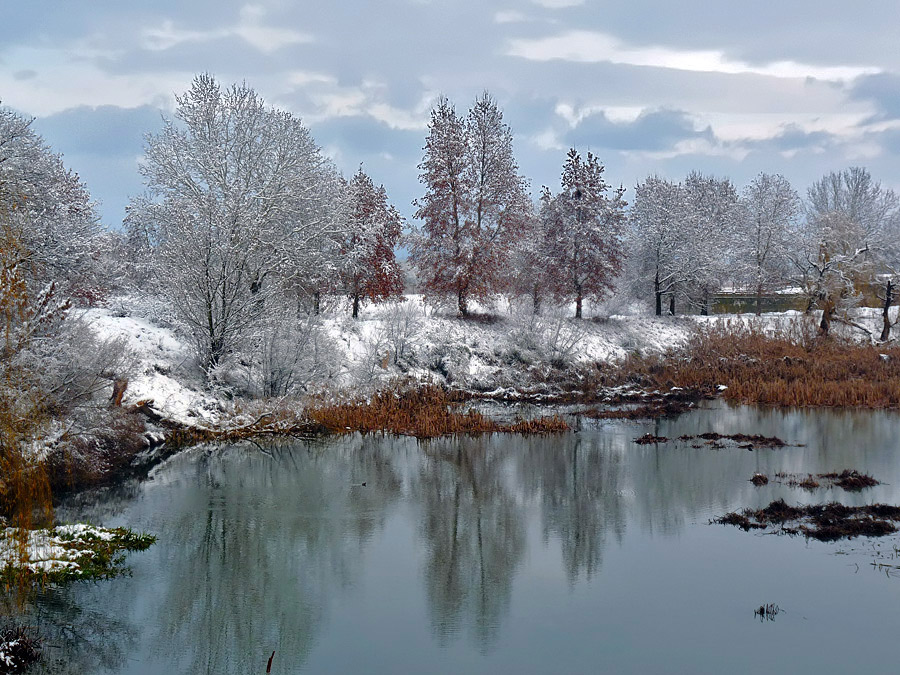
[307,385,568,439]
[614,323,900,409]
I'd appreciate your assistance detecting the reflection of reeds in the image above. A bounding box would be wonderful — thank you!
[614,323,900,409]
[308,385,568,439]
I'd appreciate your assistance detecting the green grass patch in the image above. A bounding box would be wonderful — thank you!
[1,524,155,587]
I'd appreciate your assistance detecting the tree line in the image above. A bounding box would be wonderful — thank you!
[4,73,900,398]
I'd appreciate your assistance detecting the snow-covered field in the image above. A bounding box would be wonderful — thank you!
[79,293,898,428]
[80,302,225,427]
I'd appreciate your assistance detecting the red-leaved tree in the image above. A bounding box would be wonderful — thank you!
[540,149,626,318]
[340,167,404,318]
[410,93,529,316]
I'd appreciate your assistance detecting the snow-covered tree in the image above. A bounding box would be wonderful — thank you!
[790,167,900,336]
[509,210,548,314]
[540,149,626,319]
[0,105,99,295]
[737,173,801,315]
[681,172,740,315]
[410,93,530,316]
[128,75,343,372]
[629,176,688,316]
[339,167,404,318]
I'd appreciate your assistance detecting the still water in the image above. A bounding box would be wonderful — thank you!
[28,405,900,673]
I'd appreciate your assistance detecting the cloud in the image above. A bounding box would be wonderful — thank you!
[531,0,584,7]
[31,104,163,155]
[852,73,900,121]
[30,105,167,226]
[507,30,880,81]
[141,5,312,55]
[0,49,192,116]
[494,10,529,23]
[564,108,714,152]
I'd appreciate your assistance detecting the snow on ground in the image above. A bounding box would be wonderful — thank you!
[81,294,899,413]
[0,527,94,575]
[79,305,223,427]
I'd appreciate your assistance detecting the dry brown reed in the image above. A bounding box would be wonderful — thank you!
[612,322,900,409]
[307,385,568,439]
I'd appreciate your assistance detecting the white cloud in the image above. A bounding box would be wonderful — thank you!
[507,30,880,81]
[531,0,584,8]
[694,112,872,142]
[555,102,645,126]
[494,10,529,24]
[0,47,190,116]
[141,4,311,55]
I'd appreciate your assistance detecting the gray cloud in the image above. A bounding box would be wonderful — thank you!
[31,105,165,226]
[2,0,899,227]
[852,73,900,121]
[565,109,713,152]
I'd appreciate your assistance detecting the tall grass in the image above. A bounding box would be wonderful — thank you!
[308,385,568,438]
[617,322,900,409]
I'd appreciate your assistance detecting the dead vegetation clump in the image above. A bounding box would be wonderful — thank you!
[0,624,41,673]
[750,473,769,486]
[715,498,900,541]
[633,433,669,445]
[692,432,786,447]
[752,470,882,492]
[580,399,693,420]
[754,604,781,621]
[306,385,568,439]
[824,470,880,491]
[607,323,900,409]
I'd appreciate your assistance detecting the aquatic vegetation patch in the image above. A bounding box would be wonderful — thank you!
[0,524,155,585]
[580,398,694,420]
[634,432,789,448]
[714,499,900,541]
[749,470,881,492]
[634,433,669,445]
[0,624,40,674]
[307,385,568,439]
[753,603,782,622]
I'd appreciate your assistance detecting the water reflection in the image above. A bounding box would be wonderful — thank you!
[24,404,900,673]
[415,436,525,649]
[518,434,626,583]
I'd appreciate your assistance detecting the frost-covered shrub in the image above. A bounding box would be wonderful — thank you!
[218,309,341,398]
[506,305,588,368]
[427,343,472,384]
[381,300,422,367]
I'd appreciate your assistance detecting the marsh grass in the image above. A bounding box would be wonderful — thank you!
[307,385,568,438]
[613,323,900,409]
[0,526,155,588]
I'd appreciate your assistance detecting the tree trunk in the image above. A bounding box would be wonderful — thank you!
[575,292,583,319]
[110,379,128,407]
[532,288,542,316]
[669,294,676,316]
[755,282,763,317]
[313,291,321,316]
[700,289,709,316]
[654,271,662,316]
[458,288,468,317]
[881,279,893,342]
[352,295,360,319]
[819,298,834,335]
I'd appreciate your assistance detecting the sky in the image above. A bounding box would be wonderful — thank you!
[3,0,900,228]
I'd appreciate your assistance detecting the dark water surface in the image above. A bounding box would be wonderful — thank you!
[29,405,900,673]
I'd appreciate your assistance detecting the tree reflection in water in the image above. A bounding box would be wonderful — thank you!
[415,436,525,651]
[148,437,402,674]
[517,434,627,584]
[23,404,900,671]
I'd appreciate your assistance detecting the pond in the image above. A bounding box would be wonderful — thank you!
[22,404,900,673]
